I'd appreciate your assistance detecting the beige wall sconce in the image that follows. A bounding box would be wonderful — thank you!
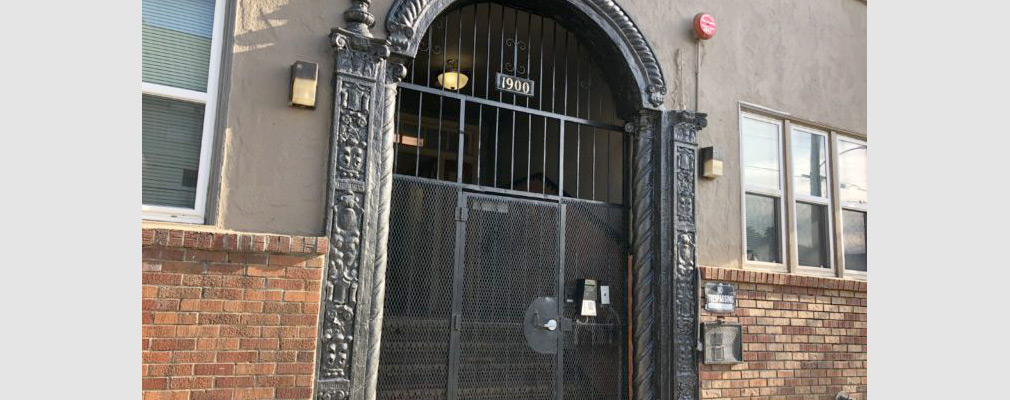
[700,146,723,179]
[289,60,318,109]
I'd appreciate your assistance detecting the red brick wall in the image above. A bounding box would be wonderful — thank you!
[142,228,327,400]
[698,267,867,400]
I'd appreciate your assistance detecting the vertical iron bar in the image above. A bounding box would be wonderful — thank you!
[558,122,565,207]
[415,93,424,177]
[478,3,492,185]
[555,202,566,400]
[446,188,468,400]
[458,99,465,184]
[550,22,558,114]
[419,28,434,176]
[456,6,463,95]
[526,12,533,191]
[576,43,583,199]
[540,17,547,194]
[476,104,483,186]
[437,12,449,180]
[494,4,504,188]
[509,8,518,190]
[471,4,479,98]
[562,31,569,122]
[561,31,569,199]
[498,3,505,104]
[393,86,402,173]
[589,57,595,201]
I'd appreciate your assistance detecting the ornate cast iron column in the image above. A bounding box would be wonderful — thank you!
[669,110,707,400]
[315,2,406,400]
[632,109,661,400]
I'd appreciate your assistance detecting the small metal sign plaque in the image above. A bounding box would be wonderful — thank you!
[496,73,535,97]
[704,282,736,313]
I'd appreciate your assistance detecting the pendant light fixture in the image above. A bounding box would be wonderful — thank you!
[437,59,468,91]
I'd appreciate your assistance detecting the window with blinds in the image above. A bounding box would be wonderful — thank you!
[141,0,221,220]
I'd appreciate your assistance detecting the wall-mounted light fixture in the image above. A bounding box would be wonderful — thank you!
[437,59,468,91]
[289,60,318,109]
[702,320,742,364]
[699,146,723,179]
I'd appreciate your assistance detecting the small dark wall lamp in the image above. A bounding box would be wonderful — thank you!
[289,60,319,109]
[699,146,723,179]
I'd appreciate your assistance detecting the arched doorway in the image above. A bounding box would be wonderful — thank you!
[316,0,706,399]
[379,2,630,400]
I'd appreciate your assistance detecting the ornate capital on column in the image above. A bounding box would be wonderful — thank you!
[671,111,708,145]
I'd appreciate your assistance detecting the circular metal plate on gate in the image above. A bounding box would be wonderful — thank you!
[523,296,559,354]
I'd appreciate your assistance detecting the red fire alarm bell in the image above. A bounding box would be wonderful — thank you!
[693,13,716,40]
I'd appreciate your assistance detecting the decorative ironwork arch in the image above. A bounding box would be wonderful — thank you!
[314,2,707,400]
[386,0,668,110]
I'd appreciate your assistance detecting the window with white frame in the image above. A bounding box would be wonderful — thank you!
[790,126,832,271]
[837,137,868,273]
[740,111,867,277]
[141,0,226,223]
[741,114,784,265]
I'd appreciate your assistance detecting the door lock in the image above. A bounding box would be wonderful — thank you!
[524,297,559,354]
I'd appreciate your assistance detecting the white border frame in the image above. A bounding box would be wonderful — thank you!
[836,135,869,280]
[790,125,836,276]
[739,111,788,272]
[141,0,227,224]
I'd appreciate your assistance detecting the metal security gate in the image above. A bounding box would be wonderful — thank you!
[380,177,628,400]
[378,3,629,400]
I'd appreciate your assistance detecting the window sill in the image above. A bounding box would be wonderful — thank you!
[743,261,788,274]
[796,266,836,278]
[701,266,867,292]
[142,204,205,225]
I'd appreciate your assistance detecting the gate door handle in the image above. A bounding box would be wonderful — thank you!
[542,319,558,331]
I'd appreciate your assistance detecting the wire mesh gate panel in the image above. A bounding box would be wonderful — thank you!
[457,193,560,400]
[379,177,458,400]
[378,2,629,400]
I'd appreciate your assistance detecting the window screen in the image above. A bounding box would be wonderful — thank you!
[742,117,781,191]
[795,202,830,268]
[745,194,781,263]
[791,130,828,198]
[843,210,867,272]
[838,140,868,208]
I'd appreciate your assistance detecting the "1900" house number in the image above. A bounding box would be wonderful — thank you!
[496,73,535,97]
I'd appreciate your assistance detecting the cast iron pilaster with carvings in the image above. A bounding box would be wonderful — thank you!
[315,2,407,399]
[670,110,707,400]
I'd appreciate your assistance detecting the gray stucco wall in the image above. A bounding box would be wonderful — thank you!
[208,0,866,269]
